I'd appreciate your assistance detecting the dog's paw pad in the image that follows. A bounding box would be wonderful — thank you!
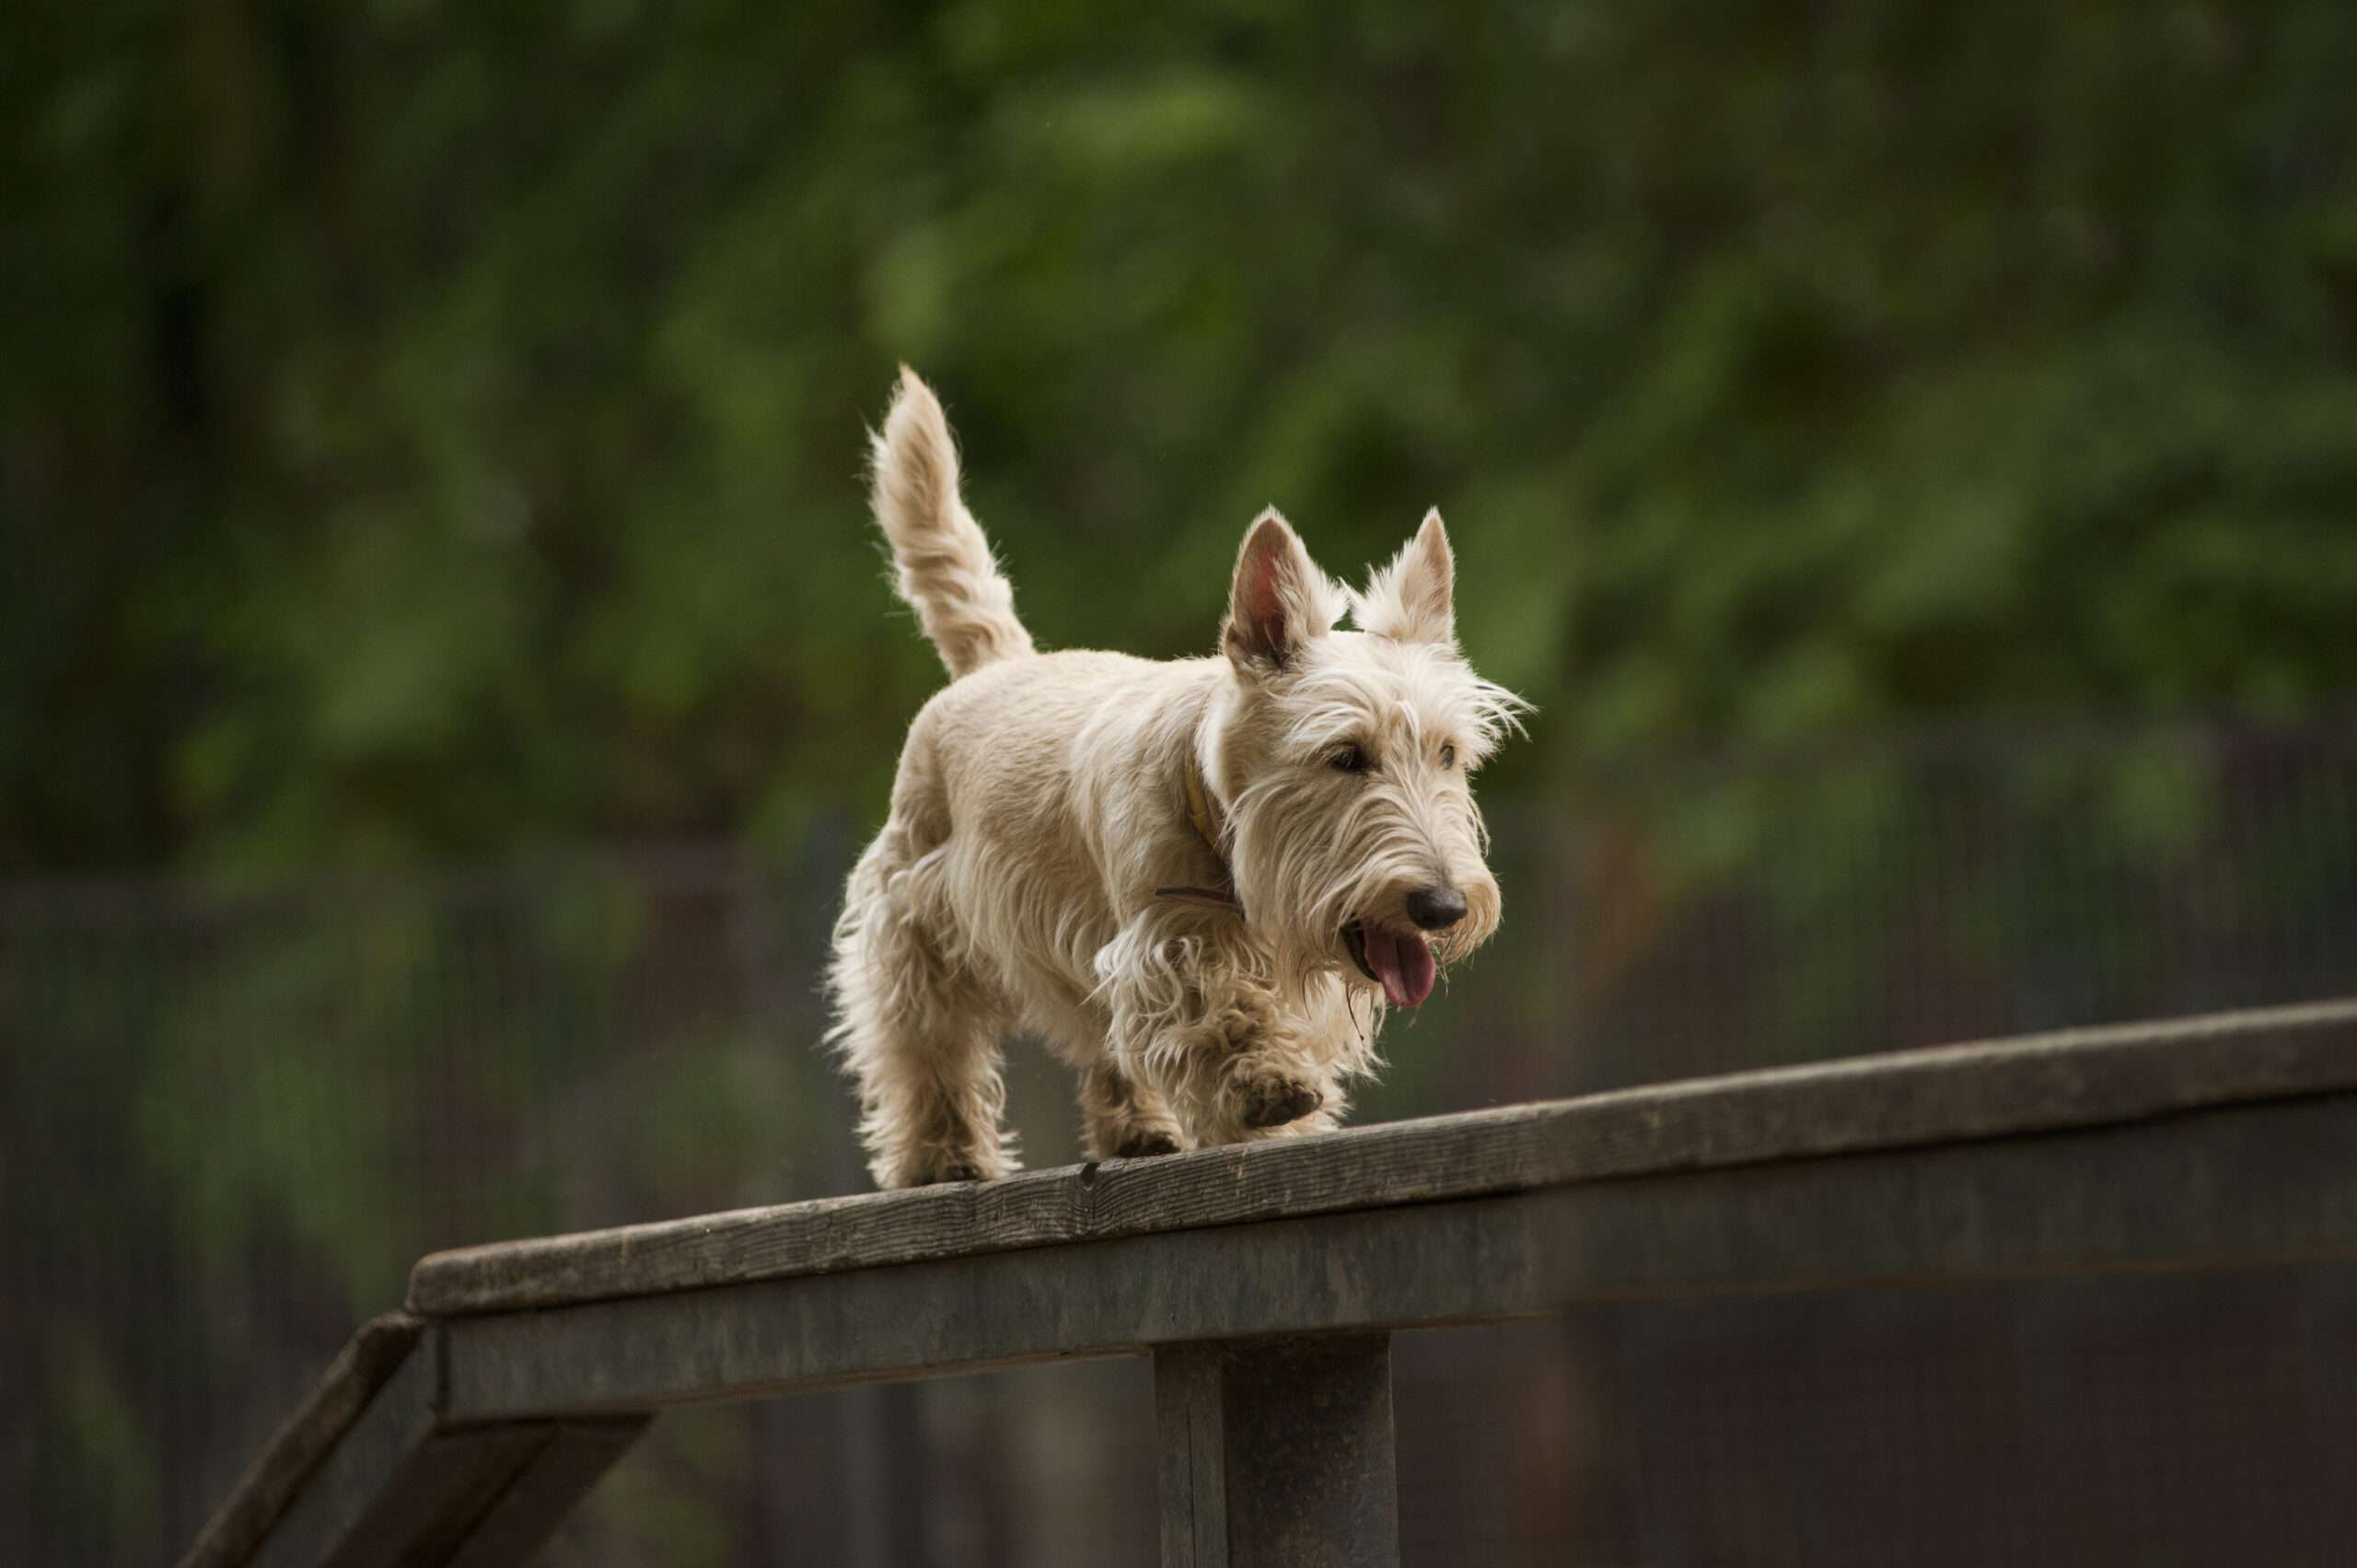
[1238,1075,1323,1130]
[1111,1131,1182,1159]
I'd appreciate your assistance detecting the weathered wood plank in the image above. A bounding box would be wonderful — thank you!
[178,1314,423,1568]
[409,1000,2357,1316]
[435,1090,2357,1422]
[314,1425,549,1568]
[231,1330,644,1568]
[245,1342,443,1568]
[1157,1348,1229,1568]
[440,1418,649,1568]
[1155,1336,1399,1568]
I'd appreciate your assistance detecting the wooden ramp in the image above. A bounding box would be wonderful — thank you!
[181,1000,2357,1567]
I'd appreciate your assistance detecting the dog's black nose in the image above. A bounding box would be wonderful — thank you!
[1406,885,1469,932]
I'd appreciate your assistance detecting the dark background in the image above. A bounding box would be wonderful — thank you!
[5,1,2354,1562]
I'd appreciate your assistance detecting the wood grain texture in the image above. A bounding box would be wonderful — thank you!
[1157,1347,1230,1568]
[175,1313,423,1568]
[436,1091,2357,1421]
[410,999,2357,1315]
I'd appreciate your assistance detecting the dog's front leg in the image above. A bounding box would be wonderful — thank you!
[1096,916,1337,1148]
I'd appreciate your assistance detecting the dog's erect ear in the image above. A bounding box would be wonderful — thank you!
[1224,510,1336,674]
[1354,508,1456,645]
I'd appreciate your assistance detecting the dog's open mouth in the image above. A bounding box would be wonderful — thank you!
[1343,921,1438,1009]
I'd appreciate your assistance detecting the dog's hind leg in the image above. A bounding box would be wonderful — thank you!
[1078,1061,1186,1160]
[828,832,1016,1189]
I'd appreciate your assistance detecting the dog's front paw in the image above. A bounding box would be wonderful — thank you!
[1111,1129,1183,1158]
[1240,1074,1322,1129]
[1230,1066,1325,1130]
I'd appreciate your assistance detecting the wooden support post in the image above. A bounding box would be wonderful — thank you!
[1155,1334,1399,1568]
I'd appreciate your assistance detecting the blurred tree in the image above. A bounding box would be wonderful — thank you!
[2,0,2352,876]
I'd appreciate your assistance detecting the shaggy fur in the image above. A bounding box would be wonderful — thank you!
[828,368,1529,1188]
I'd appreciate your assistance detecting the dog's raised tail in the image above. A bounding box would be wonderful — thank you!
[868,367,1035,679]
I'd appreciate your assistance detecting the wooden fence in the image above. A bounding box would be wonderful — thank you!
[180,999,2357,1567]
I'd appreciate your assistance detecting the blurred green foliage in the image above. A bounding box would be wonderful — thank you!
[5,1,2353,874]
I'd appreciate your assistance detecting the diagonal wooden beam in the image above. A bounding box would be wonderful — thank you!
[177,1315,422,1568]
[440,1419,649,1568]
[190,1329,648,1568]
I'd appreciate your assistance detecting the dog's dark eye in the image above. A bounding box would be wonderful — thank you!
[1439,743,1457,769]
[1329,744,1371,774]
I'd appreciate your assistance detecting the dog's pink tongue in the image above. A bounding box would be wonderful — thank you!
[1364,927,1437,1008]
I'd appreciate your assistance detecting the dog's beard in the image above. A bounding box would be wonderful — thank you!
[1226,776,1497,1006]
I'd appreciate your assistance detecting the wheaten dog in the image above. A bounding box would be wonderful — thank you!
[827,369,1528,1188]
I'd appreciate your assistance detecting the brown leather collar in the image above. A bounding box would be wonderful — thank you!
[1154,759,1245,918]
